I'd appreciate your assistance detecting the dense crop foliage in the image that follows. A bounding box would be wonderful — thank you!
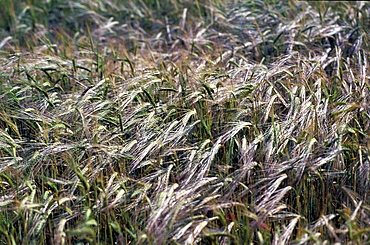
[0,0,370,244]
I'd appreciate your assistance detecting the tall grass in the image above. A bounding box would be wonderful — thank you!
[0,0,370,244]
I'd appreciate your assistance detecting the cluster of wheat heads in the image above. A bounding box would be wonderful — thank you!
[0,0,370,244]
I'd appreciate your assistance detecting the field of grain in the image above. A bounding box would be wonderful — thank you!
[0,0,369,244]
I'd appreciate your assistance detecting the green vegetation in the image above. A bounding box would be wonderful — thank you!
[0,0,369,244]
